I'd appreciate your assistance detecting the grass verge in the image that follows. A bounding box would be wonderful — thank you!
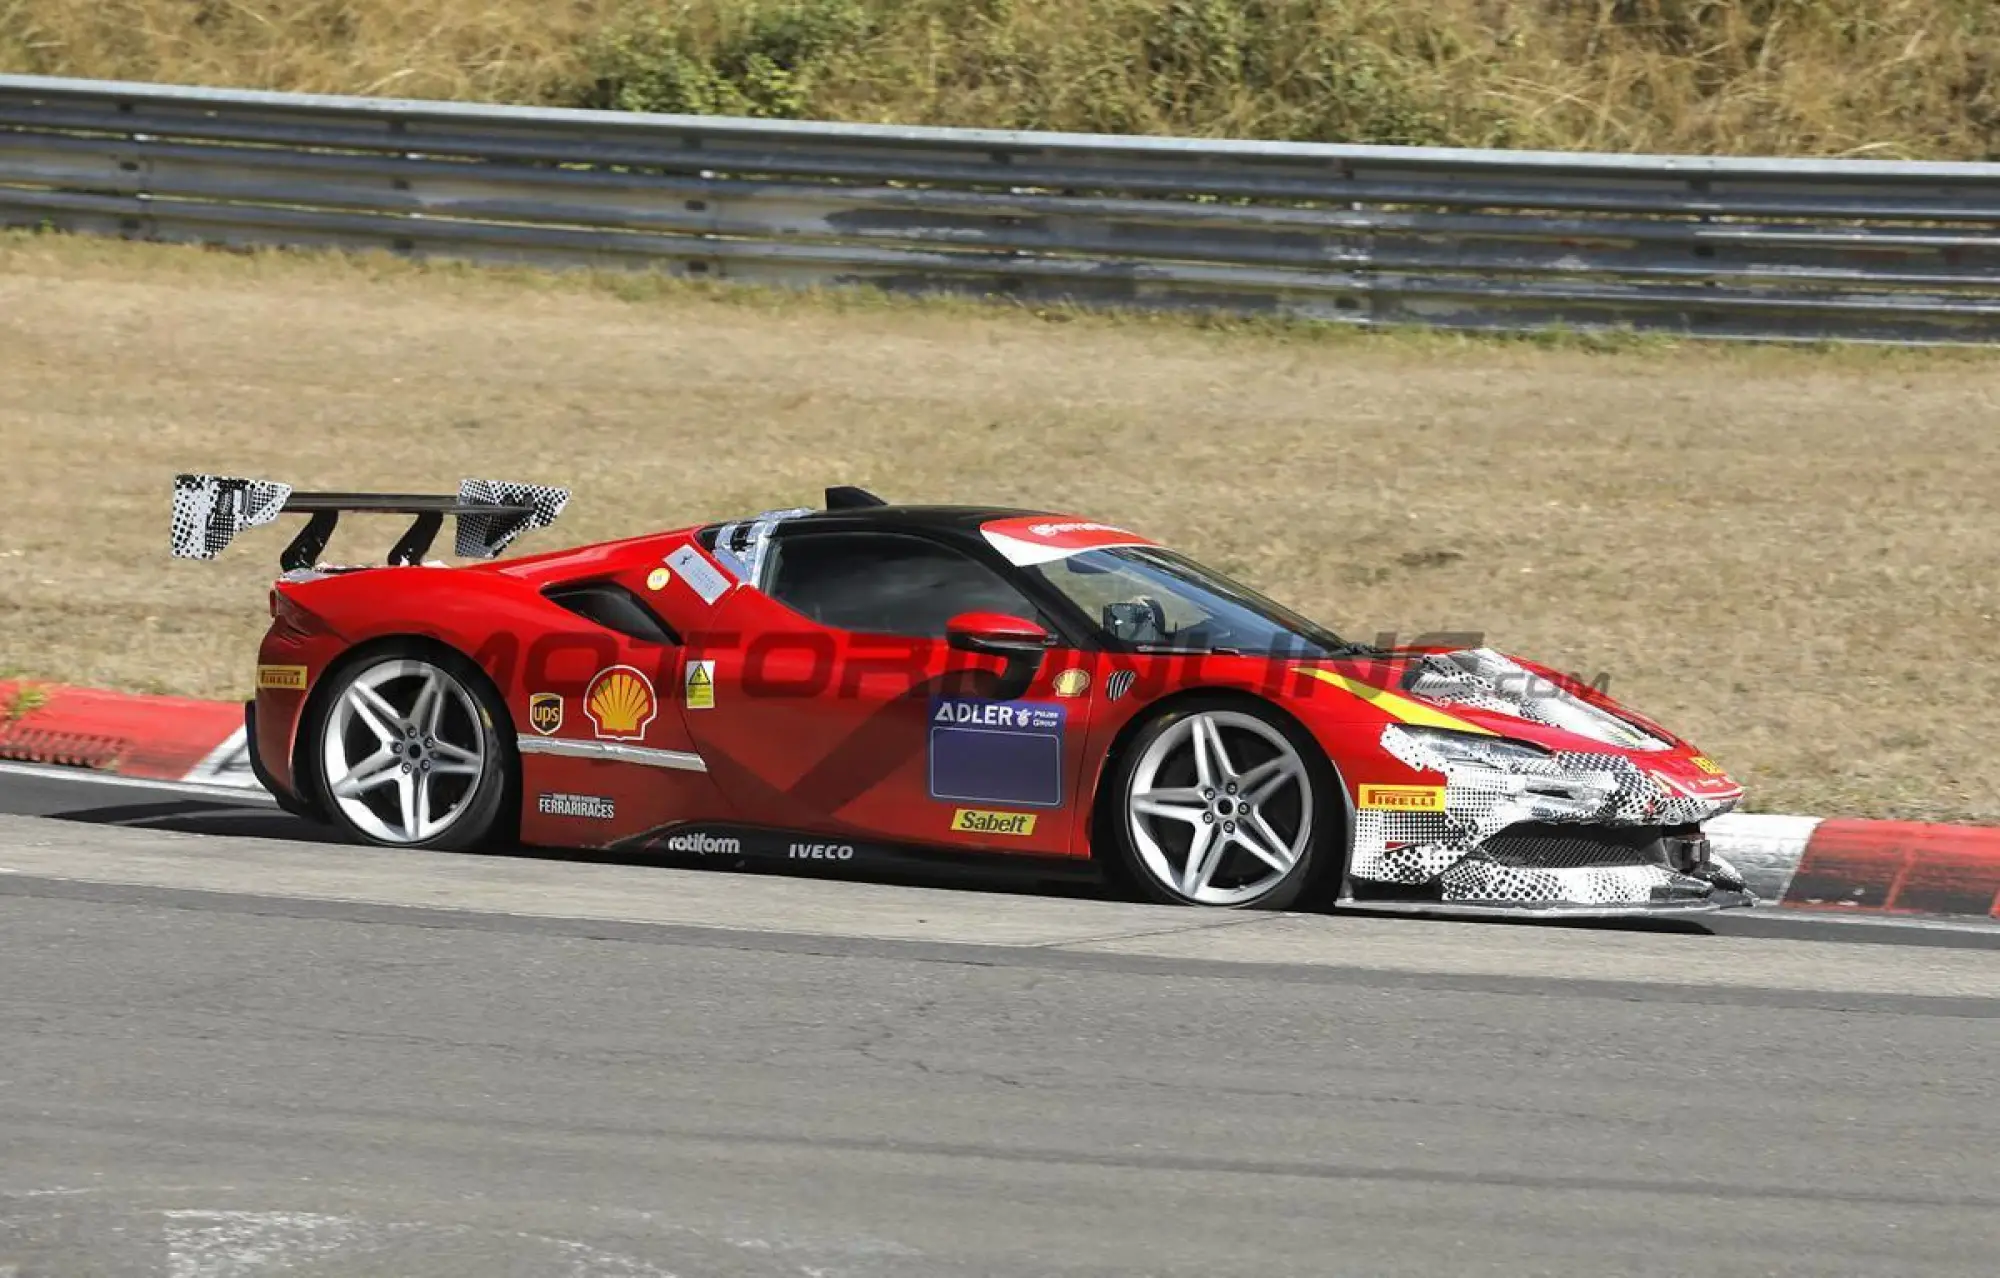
[3,1,1998,158]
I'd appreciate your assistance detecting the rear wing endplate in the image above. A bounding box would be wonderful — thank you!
[171,474,569,570]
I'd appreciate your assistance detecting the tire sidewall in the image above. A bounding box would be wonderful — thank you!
[1104,694,1342,910]
[306,641,515,852]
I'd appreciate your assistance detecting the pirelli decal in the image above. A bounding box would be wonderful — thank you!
[1358,784,1447,812]
[256,664,309,691]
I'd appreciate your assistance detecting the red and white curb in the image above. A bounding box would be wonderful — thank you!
[0,681,252,787]
[4,680,1998,922]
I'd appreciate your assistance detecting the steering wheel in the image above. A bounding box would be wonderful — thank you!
[1102,595,1168,643]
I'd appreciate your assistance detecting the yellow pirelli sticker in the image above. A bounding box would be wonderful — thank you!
[256,664,309,691]
[1690,755,1724,775]
[1358,784,1447,811]
[951,808,1037,837]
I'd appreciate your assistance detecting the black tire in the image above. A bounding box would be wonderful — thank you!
[1101,695,1340,909]
[303,641,514,851]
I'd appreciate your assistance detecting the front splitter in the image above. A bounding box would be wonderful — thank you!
[1333,892,1756,921]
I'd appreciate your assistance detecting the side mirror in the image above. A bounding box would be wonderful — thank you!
[946,611,1052,659]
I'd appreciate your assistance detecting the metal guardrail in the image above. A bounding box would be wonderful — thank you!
[4,74,2000,342]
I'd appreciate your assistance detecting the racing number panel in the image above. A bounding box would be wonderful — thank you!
[677,540,1100,858]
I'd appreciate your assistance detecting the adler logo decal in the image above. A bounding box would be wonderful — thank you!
[951,809,1037,837]
[1358,784,1447,811]
[929,698,1066,808]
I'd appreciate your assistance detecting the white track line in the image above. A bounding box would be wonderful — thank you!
[0,761,279,806]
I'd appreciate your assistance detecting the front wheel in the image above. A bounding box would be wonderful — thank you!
[309,647,512,850]
[1107,698,1335,908]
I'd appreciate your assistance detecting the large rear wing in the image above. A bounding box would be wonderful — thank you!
[171,474,569,571]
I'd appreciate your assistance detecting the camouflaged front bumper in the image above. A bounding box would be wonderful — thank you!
[1346,725,1753,914]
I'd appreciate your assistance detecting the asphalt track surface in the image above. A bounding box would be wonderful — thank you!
[2,767,1997,1276]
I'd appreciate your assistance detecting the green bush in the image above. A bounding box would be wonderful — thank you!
[579,1,871,118]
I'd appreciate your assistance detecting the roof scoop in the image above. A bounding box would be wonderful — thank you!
[825,485,887,509]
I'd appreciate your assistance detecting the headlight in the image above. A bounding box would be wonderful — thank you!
[1385,726,1551,772]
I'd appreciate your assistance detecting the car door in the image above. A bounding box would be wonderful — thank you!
[680,527,1100,857]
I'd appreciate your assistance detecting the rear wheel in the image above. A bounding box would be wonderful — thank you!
[1108,698,1333,908]
[310,647,511,850]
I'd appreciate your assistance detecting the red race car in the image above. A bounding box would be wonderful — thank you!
[173,474,1754,916]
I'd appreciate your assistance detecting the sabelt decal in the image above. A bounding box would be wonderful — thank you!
[951,809,1038,837]
[527,692,563,736]
[1051,668,1090,698]
[584,665,657,741]
[256,665,308,691]
[537,792,615,820]
[684,659,716,710]
[1294,666,1495,735]
[664,544,732,605]
[1359,784,1447,811]
[929,698,1066,807]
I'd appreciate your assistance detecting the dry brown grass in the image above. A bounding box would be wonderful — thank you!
[0,0,613,102]
[2,233,1998,822]
[2,0,1997,157]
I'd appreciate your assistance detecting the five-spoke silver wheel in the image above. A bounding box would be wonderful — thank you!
[320,657,492,846]
[1125,709,1315,906]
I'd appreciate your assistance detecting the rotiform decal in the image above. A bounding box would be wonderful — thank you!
[664,832,741,855]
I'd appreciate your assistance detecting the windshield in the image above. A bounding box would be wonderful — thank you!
[1024,546,1352,656]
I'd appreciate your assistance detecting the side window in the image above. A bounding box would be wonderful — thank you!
[766,532,1044,638]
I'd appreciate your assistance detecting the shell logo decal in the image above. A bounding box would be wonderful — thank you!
[584,665,657,741]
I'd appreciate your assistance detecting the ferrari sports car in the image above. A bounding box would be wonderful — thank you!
[172,474,1754,916]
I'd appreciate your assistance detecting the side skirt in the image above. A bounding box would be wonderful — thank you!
[611,822,1101,888]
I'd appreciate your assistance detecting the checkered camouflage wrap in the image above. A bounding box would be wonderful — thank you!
[454,479,570,559]
[171,474,293,560]
[1352,722,1746,909]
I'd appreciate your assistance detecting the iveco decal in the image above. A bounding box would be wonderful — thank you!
[789,842,855,860]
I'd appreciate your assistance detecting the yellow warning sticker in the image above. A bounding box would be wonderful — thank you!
[684,659,716,710]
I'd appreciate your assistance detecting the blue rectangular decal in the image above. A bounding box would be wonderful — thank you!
[929,698,1066,808]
